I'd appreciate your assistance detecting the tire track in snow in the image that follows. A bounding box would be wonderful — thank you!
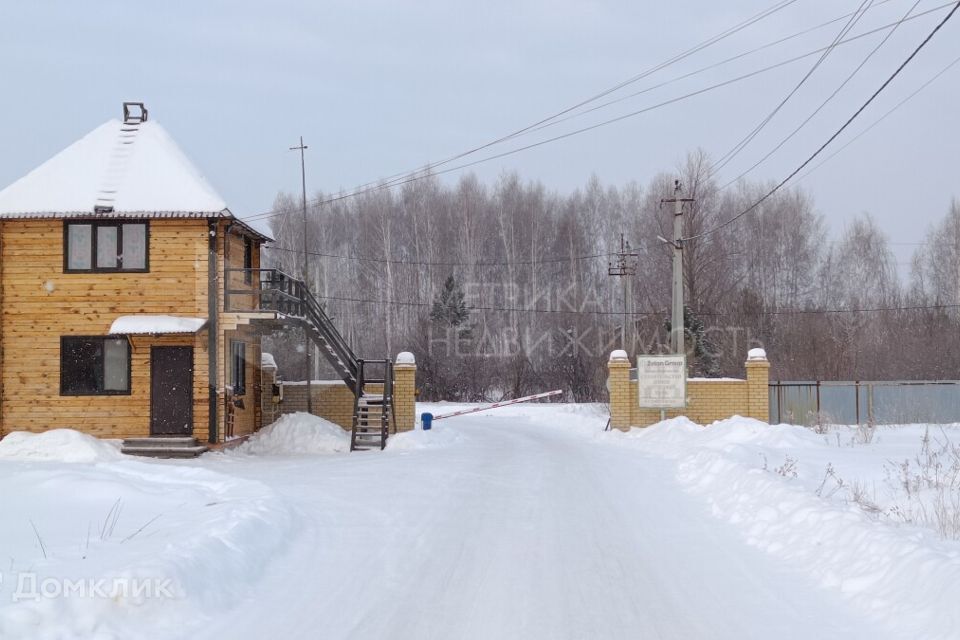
[196,417,896,640]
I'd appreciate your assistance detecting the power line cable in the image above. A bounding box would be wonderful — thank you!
[246,48,809,223]
[316,293,960,317]
[720,0,922,188]
[338,0,803,195]
[794,50,960,183]
[683,0,960,243]
[241,2,953,225]
[715,302,960,315]
[516,0,931,138]
[265,243,615,267]
[333,0,929,197]
[241,25,904,225]
[319,294,663,316]
[709,0,875,177]
[266,236,933,269]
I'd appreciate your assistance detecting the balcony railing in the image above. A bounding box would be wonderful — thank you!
[224,268,301,315]
[223,268,359,388]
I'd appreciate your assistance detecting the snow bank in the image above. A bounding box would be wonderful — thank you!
[0,429,122,463]
[0,459,295,639]
[604,417,960,639]
[234,412,349,455]
[609,415,821,458]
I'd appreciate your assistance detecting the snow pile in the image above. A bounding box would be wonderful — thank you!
[395,351,415,364]
[606,417,960,638]
[609,415,820,457]
[388,426,465,451]
[0,429,122,463]
[604,415,702,455]
[0,459,295,639]
[234,413,349,455]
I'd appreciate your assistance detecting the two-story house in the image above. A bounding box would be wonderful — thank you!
[0,104,412,456]
[0,103,278,455]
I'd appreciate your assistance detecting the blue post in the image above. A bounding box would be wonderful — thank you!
[421,412,433,430]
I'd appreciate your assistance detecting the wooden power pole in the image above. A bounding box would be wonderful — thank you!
[290,136,313,413]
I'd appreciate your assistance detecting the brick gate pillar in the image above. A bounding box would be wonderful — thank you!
[393,352,417,432]
[607,350,632,430]
[745,348,770,422]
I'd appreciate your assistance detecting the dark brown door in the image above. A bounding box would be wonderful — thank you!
[150,347,194,436]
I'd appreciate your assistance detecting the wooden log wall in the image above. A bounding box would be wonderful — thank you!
[0,219,210,439]
[217,225,264,440]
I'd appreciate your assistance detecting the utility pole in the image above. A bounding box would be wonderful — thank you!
[290,136,312,414]
[661,180,694,356]
[607,234,638,352]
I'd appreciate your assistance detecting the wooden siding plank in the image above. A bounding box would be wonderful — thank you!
[1,220,211,439]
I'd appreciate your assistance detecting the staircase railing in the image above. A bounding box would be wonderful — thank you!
[227,268,394,451]
[226,268,360,391]
[299,285,359,386]
[383,359,394,439]
[349,359,393,451]
[349,359,366,452]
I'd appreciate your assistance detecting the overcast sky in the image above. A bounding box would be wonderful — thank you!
[1,0,957,267]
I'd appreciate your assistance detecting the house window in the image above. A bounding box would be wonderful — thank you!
[243,236,253,284]
[60,337,131,395]
[230,340,246,396]
[64,221,148,272]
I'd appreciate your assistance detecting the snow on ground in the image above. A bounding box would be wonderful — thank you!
[417,400,608,435]
[604,416,960,638]
[386,426,465,451]
[0,428,122,463]
[197,405,895,640]
[0,433,295,640]
[229,412,350,456]
[1,408,958,639]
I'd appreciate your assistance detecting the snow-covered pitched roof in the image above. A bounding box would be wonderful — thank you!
[109,315,207,335]
[0,119,229,217]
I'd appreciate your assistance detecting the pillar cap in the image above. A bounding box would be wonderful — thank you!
[396,351,416,365]
[609,349,629,362]
[747,347,767,361]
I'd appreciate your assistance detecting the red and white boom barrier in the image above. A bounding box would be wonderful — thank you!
[430,389,564,421]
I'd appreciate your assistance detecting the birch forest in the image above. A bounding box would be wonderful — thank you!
[263,151,960,401]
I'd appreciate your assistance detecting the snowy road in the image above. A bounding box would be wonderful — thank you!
[199,411,894,640]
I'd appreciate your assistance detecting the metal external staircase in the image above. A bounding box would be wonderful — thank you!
[234,270,394,450]
[350,359,394,451]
